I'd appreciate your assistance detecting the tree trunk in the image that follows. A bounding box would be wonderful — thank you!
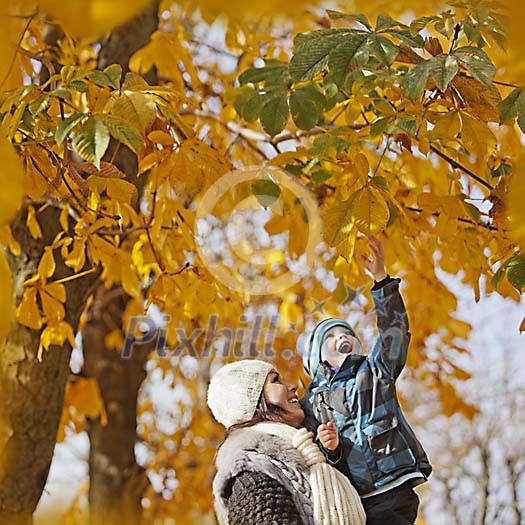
[0,207,100,525]
[83,286,151,525]
[83,4,160,524]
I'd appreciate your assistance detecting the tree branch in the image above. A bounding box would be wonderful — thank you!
[430,145,494,191]
[404,205,501,231]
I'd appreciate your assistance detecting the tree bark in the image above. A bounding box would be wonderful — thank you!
[83,286,151,525]
[0,206,100,525]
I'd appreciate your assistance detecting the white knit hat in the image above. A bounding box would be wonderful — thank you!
[207,360,274,428]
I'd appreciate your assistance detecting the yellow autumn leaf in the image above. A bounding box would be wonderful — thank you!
[16,286,43,330]
[67,377,108,425]
[26,205,43,240]
[147,130,175,146]
[39,0,152,38]
[354,153,370,180]
[0,249,13,340]
[0,225,21,256]
[64,238,87,272]
[198,0,314,19]
[0,2,32,90]
[105,178,138,206]
[323,197,354,246]
[45,282,66,302]
[39,320,76,354]
[39,289,65,322]
[264,248,286,265]
[0,139,24,226]
[38,247,56,280]
[520,317,525,334]
[351,186,390,234]
[111,92,156,133]
[121,257,142,298]
[24,148,50,200]
[429,111,461,142]
[506,167,525,250]
[459,112,497,158]
[278,297,303,331]
[130,31,187,91]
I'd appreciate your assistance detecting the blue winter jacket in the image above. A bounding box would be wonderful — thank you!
[301,277,432,496]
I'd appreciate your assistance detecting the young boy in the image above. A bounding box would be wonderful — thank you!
[299,236,432,525]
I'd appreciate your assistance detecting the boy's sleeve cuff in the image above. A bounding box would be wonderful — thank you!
[372,274,395,290]
[323,441,343,464]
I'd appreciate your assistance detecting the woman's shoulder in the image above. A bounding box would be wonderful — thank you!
[215,424,299,470]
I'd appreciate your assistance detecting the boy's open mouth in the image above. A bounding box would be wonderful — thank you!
[338,341,352,354]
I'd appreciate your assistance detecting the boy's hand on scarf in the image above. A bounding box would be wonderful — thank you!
[360,234,387,281]
[317,422,339,451]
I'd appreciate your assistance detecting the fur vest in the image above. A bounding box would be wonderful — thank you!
[213,426,316,525]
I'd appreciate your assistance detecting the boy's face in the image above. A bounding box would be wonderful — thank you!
[321,326,361,367]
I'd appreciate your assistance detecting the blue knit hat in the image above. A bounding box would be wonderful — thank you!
[299,318,361,377]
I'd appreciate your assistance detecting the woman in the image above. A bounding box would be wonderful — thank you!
[207,359,366,525]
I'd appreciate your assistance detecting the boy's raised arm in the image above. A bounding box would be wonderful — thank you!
[361,236,411,380]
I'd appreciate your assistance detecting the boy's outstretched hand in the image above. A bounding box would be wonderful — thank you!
[318,422,340,451]
[360,234,387,281]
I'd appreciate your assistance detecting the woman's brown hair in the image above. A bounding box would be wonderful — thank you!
[218,391,296,448]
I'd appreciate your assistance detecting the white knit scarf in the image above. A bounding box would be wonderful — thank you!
[256,422,366,525]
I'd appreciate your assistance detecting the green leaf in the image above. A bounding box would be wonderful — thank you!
[507,254,525,291]
[517,112,525,134]
[326,11,372,30]
[56,113,85,145]
[375,13,400,31]
[409,16,438,35]
[233,86,263,122]
[101,115,145,156]
[369,175,388,191]
[104,64,122,89]
[309,132,350,155]
[370,116,395,137]
[260,91,289,136]
[310,169,332,185]
[497,88,525,123]
[430,55,459,92]
[64,80,88,92]
[289,83,326,130]
[464,202,481,222]
[290,31,348,82]
[239,63,290,87]
[401,61,431,100]
[71,117,110,169]
[252,179,281,208]
[84,66,122,89]
[491,261,507,287]
[50,88,72,100]
[454,47,496,86]
[326,35,368,87]
[385,29,424,48]
[396,117,417,135]
[368,35,399,66]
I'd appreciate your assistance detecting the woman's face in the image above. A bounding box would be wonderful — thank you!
[321,325,361,367]
[262,370,304,427]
